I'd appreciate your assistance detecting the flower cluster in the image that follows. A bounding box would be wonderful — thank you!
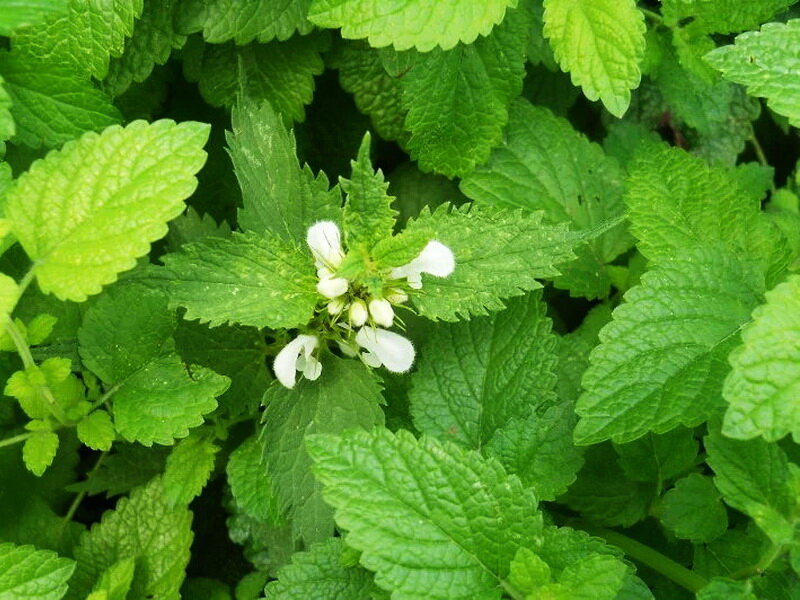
[273,221,455,388]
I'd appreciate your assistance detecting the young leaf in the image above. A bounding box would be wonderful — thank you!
[661,474,728,543]
[226,100,341,242]
[6,119,209,301]
[398,205,577,321]
[227,435,280,523]
[264,538,374,599]
[261,356,384,544]
[308,0,518,52]
[163,232,318,330]
[0,542,74,600]
[162,431,219,506]
[307,427,543,599]
[67,477,192,600]
[574,245,765,444]
[410,292,558,448]
[543,0,645,117]
[86,557,135,600]
[77,410,115,451]
[461,100,632,299]
[22,430,59,476]
[724,274,800,442]
[706,20,800,129]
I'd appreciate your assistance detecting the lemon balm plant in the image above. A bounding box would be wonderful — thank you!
[1,0,800,599]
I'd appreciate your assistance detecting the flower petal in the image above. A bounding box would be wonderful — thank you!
[306,221,344,267]
[355,327,415,373]
[369,298,394,327]
[317,276,349,299]
[273,335,319,389]
[414,240,455,277]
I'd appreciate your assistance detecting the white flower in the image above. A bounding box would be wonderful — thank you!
[316,276,349,299]
[390,240,455,289]
[307,221,344,268]
[368,298,394,327]
[273,334,322,389]
[355,327,415,373]
[326,297,346,315]
[349,299,368,327]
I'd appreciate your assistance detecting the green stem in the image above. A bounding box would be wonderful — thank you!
[89,383,120,411]
[729,544,786,580]
[17,266,36,298]
[0,431,32,449]
[639,7,664,23]
[576,523,708,593]
[60,450,107,533]
[749,132,769,168]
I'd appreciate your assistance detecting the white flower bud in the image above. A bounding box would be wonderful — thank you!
[385,288,409,304]
[368,298,394,327]
[349,299,368,327]
[327,297,346,315]
[307,221,345,268]
[316,276,348,299]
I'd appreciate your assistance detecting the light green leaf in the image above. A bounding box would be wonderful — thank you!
[307,428,542,600]
[6,119,209,301]
[163,232,318,330]
[86,557,135,600]
[724,274,800,442]
[22,430,59,476]
[227,435,280,524]
[227,100,341,242]
[341,133,396,252]
[574,245,765,444]
[397,205,577,321]
[391,1,531,177]
[264,538,374,600]
[177,0,312,44]
[705,425,798,545]
[696,578,756,600]
[77,410,115,451]
[261,356,384,544]
[67,477,192,600]
[78,283,229,445]
[543,0,645,117]
[0,52,120,149]
[543,554,628,600]
[162,430,218,506]
[0,0,68,35]
[706,20,800,129]
[0,273,19,336]
[0,542,74,600]
[661,474,728,543]
[461,100,632,299]
[508,548,551,594]
[0,75,14,142]
[184,34,326,122]
[662,0,794,34]
[410,292,558,447]
[308,0,517,52]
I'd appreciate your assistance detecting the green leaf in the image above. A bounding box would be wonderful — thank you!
[308,0,518,52]
[162,430,219,506]
[227,100,341,242]
[543,0,645,117]
[77,410,115,451]
[6,119,209,301]
[613,428,698,483]
[662,0,794,34]
[461,100,632,299]
[661,473,728,543]
[0,52,120,149]
[227,435,280,523]
[397,205,577,321]
[177,0,312,44]
[556,304,612,404]
[70,444,169,498]
[67,477,192,600]
[86,557,135,600]
[0,75,14,142]
[508,548,551,593]
[696,578,757,600]
[0,542,74,600]
[574,245,765,444]
[542,555,628,600]
[261,356,384,544]
[723,274,800,442]
[22,430,59,476]
[391,1,531,177]
[0,273,19,335]
[12,0,142,80]
[163,232,318,330]
[705,425,798,545]
[78,283,229,445]
[706,20,800,129]
[264,538,374,600]
[307,427,542,600]
[0,0,67,35]
[410,292,558,447]
[184,34,326,121]
[341,133,396,252]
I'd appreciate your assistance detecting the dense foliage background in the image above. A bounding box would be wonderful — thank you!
[1,0,800,599]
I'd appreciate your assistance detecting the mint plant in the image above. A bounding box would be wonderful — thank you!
[1,1,800,599]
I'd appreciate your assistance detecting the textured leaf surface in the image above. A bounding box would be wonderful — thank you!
[308,0,517,51]
[661,474,728,543]
[227,100,340,241]
[392,2,531,177]
[613,428,698,484]
[461,100,631,298]
[662,0,794,34]
[162,432,218,506]
[307,428,542,600]
[724,275,800,442]
[6,120,209,301]
[0,52,120,149]
[163,232,318,330]
[261,356,384,544]
[0,0,67,35]
[77,410,115,451]
[67,478,192,600]
[706,20,800,128]
[543,0,645,117]
[227,435,279,523]
[410,292,558,448]
[178,0,312,44]
[22,431,59,476]
[398,205,577,321]
[0,75,14,142]
[0,542,74,600]
[264,538,374,600]
[575,245,765,444]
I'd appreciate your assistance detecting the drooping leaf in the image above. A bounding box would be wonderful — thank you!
[6,119,209,301]
[0,542,74,600]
